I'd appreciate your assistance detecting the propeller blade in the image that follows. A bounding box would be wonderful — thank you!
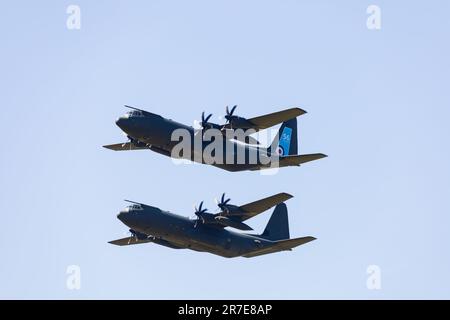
[218,193,231,206]
[201,112,213,128]
[230,105,237,116]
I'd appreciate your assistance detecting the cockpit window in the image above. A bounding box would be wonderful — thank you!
[129,204,144,211]
[125,110,144,118]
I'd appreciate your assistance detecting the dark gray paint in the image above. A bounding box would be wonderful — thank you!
[110,201,316,258]
[104,107,326,171]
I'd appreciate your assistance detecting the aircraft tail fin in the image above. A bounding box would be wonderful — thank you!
[260,203,290,241]
[268,118,298,156]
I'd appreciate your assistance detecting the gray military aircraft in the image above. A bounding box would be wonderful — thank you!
[104,105,326,171]
[109,193,316,258]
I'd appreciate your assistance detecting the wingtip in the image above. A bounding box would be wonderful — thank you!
[281,192,294,199]
[303,236,317,243]
[103,144,117,150]
[295,107,307,115]
[311,153,328,160]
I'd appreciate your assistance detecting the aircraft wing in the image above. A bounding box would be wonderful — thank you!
[223,107,306,131]
[109,236,185,249]
[103,142,149,151]
[108,237,153,246]
[247,107,306,129]
[222,192,293,221]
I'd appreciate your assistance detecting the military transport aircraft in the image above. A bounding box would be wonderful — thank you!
[103,105,326,171]
[109,193,316,258]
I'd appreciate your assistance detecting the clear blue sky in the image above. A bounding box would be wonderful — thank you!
[1,1,449,299]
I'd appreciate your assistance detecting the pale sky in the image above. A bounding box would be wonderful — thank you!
[1,0,449,299]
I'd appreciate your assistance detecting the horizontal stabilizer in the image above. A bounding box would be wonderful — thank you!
[272,236,317,250]
[280,153,327,166]
[103,143,149,151]
[243,236,316,258]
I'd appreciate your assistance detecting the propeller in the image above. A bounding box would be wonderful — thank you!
[216,193,231,213]
[200,111,213,130]
[194,201,208,227]
[224,105,238,127]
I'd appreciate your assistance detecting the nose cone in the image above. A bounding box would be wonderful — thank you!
[115,117,127,130]
[117,210,129,223]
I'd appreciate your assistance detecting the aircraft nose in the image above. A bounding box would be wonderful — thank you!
[115,117,126,129]
[117,210,128,222]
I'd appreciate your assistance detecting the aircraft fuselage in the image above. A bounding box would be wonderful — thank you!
[117,205,274,258]
[115,112,276,171]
